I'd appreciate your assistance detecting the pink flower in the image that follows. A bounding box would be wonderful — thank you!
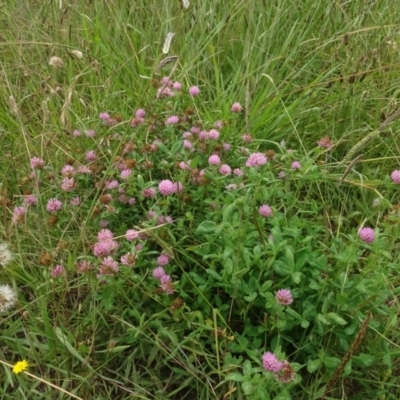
[208,129,220,140]
[24,195,37,206]
[214,120,224,129]
[157,86,174,98]
[77,165,91,174]
[121,253,136,266]
[61,177,76,191]
[51,265,65,278]
[157,254,170,266]
[231,102,242,112]
[274,360,295,383]
[98,257,119,275]
[233,168,244,176]
[174,182,184,193]
[85,129,96,137]
[99,112,110,121]
[183,140,194,150]
[259,205,272,217]
[85,150,97,162]
[391,170,400,184]
[223,143,231,151]
[70,197,80,206]
[72,129,81,137]
[219,164,232,175]
[77,260,93,274]
[152,266,166,279]
[278,171,286,179]
[128,197,136,205]
[166,115,179,125]
[198,130,208,140]
[99,219,109,228]
[93,242,113,258]
[226,184,238,191]
[120,169,132,180]
[135,108,146,118]
[189,86,200,96]
[262,352,282,373]
[46,198,62,212]
[172,81,182,90]
[317,136,333,149]
[105,180,119,190]
[241,134,252,143]
[358,227,375,243]
[142,188,156,198]
[30,157,45,169]
[98,229,114,242]
[208,155,221,165]
[160,274,175,294]
[276,289,293,305]
[179,161,191,170]
[61,165,75,176]
[126,229,140,241]
[159,180,176,195]
[12,206,27,223]
[291,161,301,170]
[190,126,200,134]
[245,153,267,167]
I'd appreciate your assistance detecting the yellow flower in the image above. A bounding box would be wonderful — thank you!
[12,360,28,374]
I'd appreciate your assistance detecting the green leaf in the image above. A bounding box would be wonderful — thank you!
[317,314,330,325]
[352,353,376,367]
[244,292,257,302]
[242,381,254,395]
[323,356,340,368]
[196,221,218,233]
[225,372,245,382]
[307,358,322,373]
[206,269,222,281]
[243,360,252,376]
[291,271,302,284]
[325,312,347,325]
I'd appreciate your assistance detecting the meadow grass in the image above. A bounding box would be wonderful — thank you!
[1,0,400,399]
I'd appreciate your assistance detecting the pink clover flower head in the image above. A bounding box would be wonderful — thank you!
[61,177,76,191]
[182,131,192,139]
[126,229,140,241]
[219,164,232,175]
[51,265,65,278]
[85,150,97,162]
[93,242,113,258]
[77,260,93,274]
[135,108,146,118]
[189,86,200,96]
[85,129,96,138]
[208,129,220,140]
[70,196,80,206]
[160,274,175,294]
[208,154,221,165]
[61,165,75,176]
[190,126,200,134]
[77,165,91,174]
[291,161,301,170]
[274,360,296,384]
[128,197,136,205]
[105,180,118,190]
[99,219,109,228]
[153,266,166,279]
[276,289,293,305]
[46,198,62,212]
[120,169,132,180]
[231,102,243,113]
[278,170,286,179]
[159,179,176,195]
[172,81,182,90]
[259,205,273,217]
[262,352,283,373]
[183,139,194,150]
[118,194,128,204]
[198,130,208,140]
[30,157,45,169]
[24,194,37,206]
[157,253,170,266]
[97,229,114,242]
[245,152,267,167]
[358,227,375,243]
[241,133,253,143]
[142,188,156,198]
[165,216,173,223]
[166,115,179,125]
[214,120,224,129]
[223,143,231,151]
[99,112,110,121]
[174,182,184,193]
[179,161,191,170]
[390,170,400,184]
[157,86,174,98]
[160,76,172,86]
[317,136,333,149]
[233,168,244,176]
[121,253,136,266]
[98,257,119,275]
[72,129,81,137]
[12,206,27,223]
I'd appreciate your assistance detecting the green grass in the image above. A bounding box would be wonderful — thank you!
[1,0,400,399]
